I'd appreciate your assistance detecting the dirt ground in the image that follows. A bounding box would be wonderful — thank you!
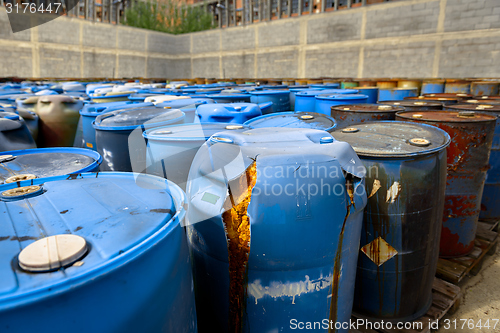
[437,244,500,332]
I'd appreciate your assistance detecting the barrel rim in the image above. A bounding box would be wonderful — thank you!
[329,120,451,158]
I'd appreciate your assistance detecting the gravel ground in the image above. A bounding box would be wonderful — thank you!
[437,244,500,333]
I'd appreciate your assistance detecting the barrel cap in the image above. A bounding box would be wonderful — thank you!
[396,110,497,123]
[18,234,88,272]
[244,111,337,131]
[330,121,451,158]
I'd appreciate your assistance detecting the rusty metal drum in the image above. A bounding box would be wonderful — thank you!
[396,111,496,257]
[35,95,84,147]
[444,80,471,94]
[406,95,461,105]
[331,104,404,128]
[330,121,450,321]
[379,100,443,111]
[443,104,500,221]
[471,81,499,96]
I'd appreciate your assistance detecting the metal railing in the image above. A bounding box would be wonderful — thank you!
[193,0,393,28]
[1,0,394,28]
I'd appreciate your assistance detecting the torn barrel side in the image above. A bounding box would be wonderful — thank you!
[185,127,367,333]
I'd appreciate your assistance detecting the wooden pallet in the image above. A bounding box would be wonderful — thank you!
[350,278,461,333]
[436,221,499,284]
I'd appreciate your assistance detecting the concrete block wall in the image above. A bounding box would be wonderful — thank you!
[1,0,499,79]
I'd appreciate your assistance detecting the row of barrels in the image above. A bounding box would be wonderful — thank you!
[0,79,499,333]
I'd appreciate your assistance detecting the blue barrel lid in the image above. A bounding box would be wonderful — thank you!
[296,89,352,97]
[330,121,451,158]
[289,85,312,92]
[93,107,185,131]
[128,93,163,102]
[91,92,134,101]
[0,111,20,121]
[249,90,289,96]
[143,122,251,141]
[80,101,154,116]
[244,111,337,131]
[196,103,262,117]
[158,98,215,109]
[316,93,368,100]
[34,89,58,95]
[208,93,251,100]
[195,88,224,94]
[0,172,184,305]
[261,85,289,90]
[0,148,102,183]
[310,83,340,89]
[0,90,27,96]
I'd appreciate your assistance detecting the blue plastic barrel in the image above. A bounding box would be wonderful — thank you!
[196,103,262,124]
[315,94,369,115]
[250,90,290,113]
[94,106,185,172]
[0,112,36,152]
[357,87,379,104]
[0,147,101,183]
[288,86,313,111]
[143,123,250,189]
[0,172,197,333]
[186,127,367,333]
[378,88,418,102]
[244,111,336,131]
[295,89,357,112]
[421,81,445,95]
[80,101,153,151]
[208,93,251,103]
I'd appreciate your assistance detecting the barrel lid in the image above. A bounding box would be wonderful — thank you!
[196,103,262,115]
[38,95,77,104]
[93,107,185,131]
[378,87,418,91]
[473,95,500,100]
[249,90,290,95]
[423,93,473,99]
[331,104,404,113]
[158,98,214,108]
[380,100,442,107]
[357,87,379,90]
[244,111,336,131]
[295,89,344,97]
[445,103,500,112]
[330,121,451,158]
[288,85,310,91]
[0,172,181,304]
[316,94,367,101]
[209,93,250,99]
[144,122,250,141]
[465,99,500,105]
[80,101,154,117]
[396,110,498,123]
[0,148,102,183]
